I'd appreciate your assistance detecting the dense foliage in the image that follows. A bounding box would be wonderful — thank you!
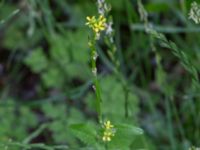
[0,0,200,149]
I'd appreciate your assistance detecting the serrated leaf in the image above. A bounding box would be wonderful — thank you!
[24,47,48,73]
[41,66,64,88]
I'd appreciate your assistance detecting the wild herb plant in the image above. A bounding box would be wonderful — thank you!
[1,0,200,150]
[1,0,143,149]
[70,0,144,149]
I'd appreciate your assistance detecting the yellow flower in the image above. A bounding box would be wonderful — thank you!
[86,16,96,27]
[104,120,114,129]
[102,131,114,142]
[86,15,106,38]
[102,120,115,142]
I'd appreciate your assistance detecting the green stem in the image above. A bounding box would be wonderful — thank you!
[171,99,185,141]
[180,0,186,15]
[124,86,129,118]
[89,38,102,123]
[23,124,48,144]
[105,142,108,150]
[165,96,176,150]
[113,69,130,118]
[1,142,68,150]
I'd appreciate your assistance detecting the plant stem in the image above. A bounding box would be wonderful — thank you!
[105,143,108,150]
[89,38,103,123]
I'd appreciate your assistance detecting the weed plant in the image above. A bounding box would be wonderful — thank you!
[0,0,200,150]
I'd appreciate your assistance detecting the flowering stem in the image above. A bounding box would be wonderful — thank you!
[89,38,102,123]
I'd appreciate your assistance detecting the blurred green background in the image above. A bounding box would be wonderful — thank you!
[0,0,200,149]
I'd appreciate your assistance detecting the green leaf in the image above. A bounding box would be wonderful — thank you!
[86,75,139,122]
[107,123,143,150]
[25,47,48,73]
[115,124,143,135]
[41,66,64,88]
[69,123,97,146]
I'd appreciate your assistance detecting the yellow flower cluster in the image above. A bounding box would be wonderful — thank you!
[86,15,106,38]
[102,120,115,142]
